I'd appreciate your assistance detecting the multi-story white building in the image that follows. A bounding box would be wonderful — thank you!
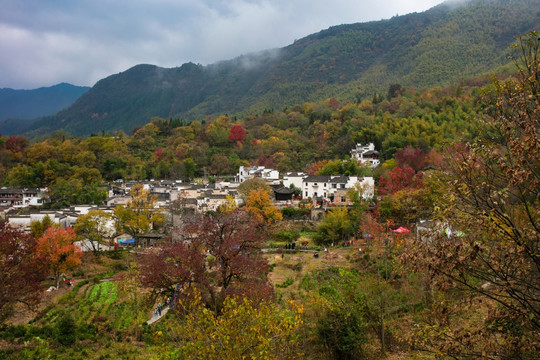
[351,143,380,167]
[302,175,374,201]
[235,166,279,183]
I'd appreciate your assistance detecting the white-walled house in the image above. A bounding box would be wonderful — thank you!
[235,166,280,183]
[0,188,44,208]
[302,175,374,202]
[351,143,380,167]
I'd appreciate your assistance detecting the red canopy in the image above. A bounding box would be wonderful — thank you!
[392,227,410,234]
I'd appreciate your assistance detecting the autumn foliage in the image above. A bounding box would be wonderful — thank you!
[401,32,540,358]
[140,209,271,313]
[394,146,427,171]
[161,290,303,359]
[228,124,247,144]
[245,188,283,224]
[0,222,46,323]
[37,227,82,289]
[378,166,423,195]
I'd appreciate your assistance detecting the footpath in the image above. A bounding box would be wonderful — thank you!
[146,306,169,325]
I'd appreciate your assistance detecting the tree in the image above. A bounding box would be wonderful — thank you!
[30,215,55,239]
[378,166,423,196]
[48,178,107,208]
[237,177,272,202]
[402,32,540,358]
[0,222,46,324]
[74,210,114,253]
[140,209,271,313]
[346,183,371,229]
[316,207,352,245]
[37,227,82,289]
[245,188,283,224]
[113,184,164,246]
[358,213,397,354]
[160,290,303,360]
[394,146,427,172]
[228,124,247,145]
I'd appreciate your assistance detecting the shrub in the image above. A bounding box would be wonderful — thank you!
[275,230,300,242]
[281,207,310,219]
[276,277,294,288]
[72,270,84,277]
[317,306,369,359]
[55,312,77,345]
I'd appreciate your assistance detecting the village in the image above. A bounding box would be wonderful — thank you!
[0,144,378,250]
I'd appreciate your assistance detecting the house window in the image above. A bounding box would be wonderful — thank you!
[305,191,308,197]
[341,196,346,202]
[332,184,336,188]
[340,184,345,189]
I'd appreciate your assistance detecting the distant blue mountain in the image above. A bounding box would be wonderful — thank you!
[0,83,89,134]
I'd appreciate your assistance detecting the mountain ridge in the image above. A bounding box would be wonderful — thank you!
[18,0,540,137]
[0,83,90,135]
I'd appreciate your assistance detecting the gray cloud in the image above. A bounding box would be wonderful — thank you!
[0,0,442,89]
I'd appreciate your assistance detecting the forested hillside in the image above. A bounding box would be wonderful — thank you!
[20,0,540,137]
[0,79,482,206]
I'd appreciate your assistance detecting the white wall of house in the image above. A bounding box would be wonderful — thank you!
[356,177,375,199]
[7,216,32,229]
[282,173,306,189]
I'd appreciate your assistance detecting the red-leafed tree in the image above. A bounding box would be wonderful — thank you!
[228,125,247,144]
[5,135,29,153]
[139,209,272,313]
[37,227,82,289]
[307,160,328,175]
[378,167,423,195]
[257,155,274,168]
[139,241,204,297]
[153,147,164,162]
[395,146,427,171]
[0,222,46,324]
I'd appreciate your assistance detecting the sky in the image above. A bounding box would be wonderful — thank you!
[0,0,443,89]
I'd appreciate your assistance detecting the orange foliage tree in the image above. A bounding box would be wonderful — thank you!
[245,188,282,225]
[37,227,82,289]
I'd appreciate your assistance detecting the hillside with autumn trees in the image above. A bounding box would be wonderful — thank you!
[0,79,481,195]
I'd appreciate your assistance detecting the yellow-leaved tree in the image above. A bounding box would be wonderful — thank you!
[113,184,164,246]
[158,289,304,360]
[245,188,282,224]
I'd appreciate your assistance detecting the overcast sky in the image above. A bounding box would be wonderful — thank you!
[0,0,443,89]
